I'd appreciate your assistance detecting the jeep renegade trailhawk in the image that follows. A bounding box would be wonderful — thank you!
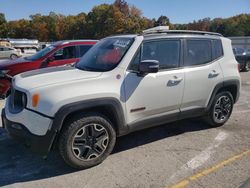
[2,28,241,169]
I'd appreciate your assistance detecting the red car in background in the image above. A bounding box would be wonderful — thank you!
[0,40,97,98]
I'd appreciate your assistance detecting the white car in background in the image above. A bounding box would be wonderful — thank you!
[18,47,38,57]
[0,46,22,59]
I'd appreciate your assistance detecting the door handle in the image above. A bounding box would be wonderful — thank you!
[208,70,220,78]
[168,76,183,86]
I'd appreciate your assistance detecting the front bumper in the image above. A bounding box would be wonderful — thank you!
[2,109,57,155]
[0,78,11,98]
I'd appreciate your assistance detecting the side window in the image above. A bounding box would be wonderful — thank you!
[128,49,140,71]
[142,40,180,70]
[78,45,92,57]
[3,47,11,51]
[0,48,3,51]
[185,39,212,66]
[53,46,76,60]
[213,40,223,59]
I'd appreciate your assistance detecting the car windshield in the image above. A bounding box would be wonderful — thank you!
[76,37,134,72]
[25,45,56,61]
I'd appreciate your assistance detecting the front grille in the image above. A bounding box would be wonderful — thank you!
[9,87,27,113]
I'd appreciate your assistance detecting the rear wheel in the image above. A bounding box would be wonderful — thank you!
[58,113,116,169]
[204,91,234,127]
[10,54,18,60]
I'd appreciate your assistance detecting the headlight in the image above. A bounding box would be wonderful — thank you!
[9,89,27,113]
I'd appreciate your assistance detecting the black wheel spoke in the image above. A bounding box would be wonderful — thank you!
[213,95,232,123]
[73,144,89,158]
[72,123,109,161]
[86,125,94,137]
[73,137,86,147]
[84,148,98,160]
[95,134,109,151]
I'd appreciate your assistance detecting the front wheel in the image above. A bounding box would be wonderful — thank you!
[204,91,234,127]
[58,113,116,169]
[10,54,18,60]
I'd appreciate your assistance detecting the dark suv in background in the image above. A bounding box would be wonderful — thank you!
[0,40,97,98]
[233,47,250,72]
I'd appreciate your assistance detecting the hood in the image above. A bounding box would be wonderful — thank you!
[14,66,102,90]
[0,57,29,67]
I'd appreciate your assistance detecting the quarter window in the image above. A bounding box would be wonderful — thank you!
[185,39,212,66]
[213,40,223,59]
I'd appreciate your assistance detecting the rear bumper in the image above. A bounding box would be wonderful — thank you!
[2,109,57,155]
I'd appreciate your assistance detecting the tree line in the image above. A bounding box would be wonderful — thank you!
[0,0,249,41]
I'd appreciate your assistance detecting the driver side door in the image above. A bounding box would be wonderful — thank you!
[124,39,185,128]
[47,46,78,67]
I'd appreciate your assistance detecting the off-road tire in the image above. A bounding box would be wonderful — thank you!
[58,113,116,169]
[203,91,234,127]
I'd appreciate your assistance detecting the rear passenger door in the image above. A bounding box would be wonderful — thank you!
[181,38,224,112]
[124,39,185,125]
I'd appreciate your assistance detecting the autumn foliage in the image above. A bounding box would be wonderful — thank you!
[0,0,249,41]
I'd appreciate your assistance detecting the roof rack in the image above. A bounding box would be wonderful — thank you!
[142,27,222,37]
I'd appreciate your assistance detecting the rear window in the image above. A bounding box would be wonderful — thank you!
[185,39,212,66]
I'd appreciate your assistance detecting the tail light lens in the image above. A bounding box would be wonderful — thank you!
[237,63,240,72]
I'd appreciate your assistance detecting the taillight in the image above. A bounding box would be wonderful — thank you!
[237,63,240,72]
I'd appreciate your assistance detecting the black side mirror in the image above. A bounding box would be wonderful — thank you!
[47,56,55,62]
[138,60,159,75]
[40,56,55,68]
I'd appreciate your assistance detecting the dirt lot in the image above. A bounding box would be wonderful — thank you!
[0,72,249,188]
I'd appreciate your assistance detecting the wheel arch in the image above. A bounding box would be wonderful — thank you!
[52,98,128,137]
[206,79,240,111]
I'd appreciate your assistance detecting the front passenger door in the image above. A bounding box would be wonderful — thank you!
[124,39,185,125]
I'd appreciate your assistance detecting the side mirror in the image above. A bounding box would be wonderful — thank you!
[47,56,55,62]
[138,60,159,75]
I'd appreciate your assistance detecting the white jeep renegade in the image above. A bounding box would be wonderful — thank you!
[2,28,241,169]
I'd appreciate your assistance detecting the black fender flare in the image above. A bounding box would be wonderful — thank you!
[206,79,240,112]
[51,97,128,136]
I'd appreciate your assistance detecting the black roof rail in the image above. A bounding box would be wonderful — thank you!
[142,28,222,37]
